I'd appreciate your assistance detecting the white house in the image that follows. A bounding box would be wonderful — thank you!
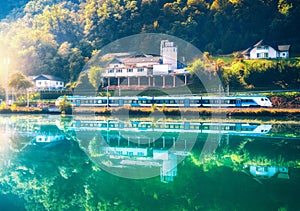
[30,74,64,91]
[243,40,290,59]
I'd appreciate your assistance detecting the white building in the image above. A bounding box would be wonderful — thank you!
[243,40,290,59]
[101,40,188,88]
[105,56,161,77]
[30,74,64,91]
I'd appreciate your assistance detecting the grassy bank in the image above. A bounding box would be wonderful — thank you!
[0,106,43,114]
[1,102,300,118]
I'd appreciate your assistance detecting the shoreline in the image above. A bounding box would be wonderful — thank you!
[0,107,300,118]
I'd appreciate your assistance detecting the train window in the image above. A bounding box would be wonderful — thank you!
[229,100,236,104]
[261,98,264,101]
[203,100,210,104]
[146,100,152,104]
[242,99,254,103]
[137,152,144,156]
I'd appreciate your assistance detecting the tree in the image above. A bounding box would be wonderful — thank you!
[8,71,33,96]
[58,95,72,114]
[88,66,103,91]
[8,71,33,104]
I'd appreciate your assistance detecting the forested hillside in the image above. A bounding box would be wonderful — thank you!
[0,0,299,83]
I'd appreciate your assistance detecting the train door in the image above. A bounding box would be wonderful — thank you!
[236,123,242,131]
[119,99,124,106]
[236,98,242,107]
[184,122,190,130]
[76,99,80,107]
[184,98,190,107]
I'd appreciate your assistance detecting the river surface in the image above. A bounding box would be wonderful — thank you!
[0,114,299,211]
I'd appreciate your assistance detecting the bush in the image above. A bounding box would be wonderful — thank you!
[58,96,72,114]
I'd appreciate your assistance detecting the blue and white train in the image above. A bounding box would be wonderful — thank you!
[55,95,273,108]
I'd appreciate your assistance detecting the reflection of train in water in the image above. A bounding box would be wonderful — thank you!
[55,95,273,108]
[66,120,272,135]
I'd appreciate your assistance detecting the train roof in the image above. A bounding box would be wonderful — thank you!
[58,95,269,99]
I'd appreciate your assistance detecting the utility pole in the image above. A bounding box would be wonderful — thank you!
[106,85,109,107]
[4,57,10,104]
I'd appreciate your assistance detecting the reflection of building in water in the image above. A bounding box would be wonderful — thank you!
[245,165,289,179]
[155,150,177,183]
[101,146,179,183]
[65,119,273,183]
[32,125,66,146]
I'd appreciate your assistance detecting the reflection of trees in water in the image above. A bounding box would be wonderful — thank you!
[1,121,300,210]
[189,137,300,172]
[270,124,300,138]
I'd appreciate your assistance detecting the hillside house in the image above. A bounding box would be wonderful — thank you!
[242,40,290,59]
[29,74,64,91]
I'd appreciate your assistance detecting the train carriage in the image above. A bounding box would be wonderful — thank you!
[56,95,272,108]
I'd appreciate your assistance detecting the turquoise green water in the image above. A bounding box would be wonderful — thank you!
[0,114,300,211]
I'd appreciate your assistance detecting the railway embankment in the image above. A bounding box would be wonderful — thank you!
[0,105,300,118]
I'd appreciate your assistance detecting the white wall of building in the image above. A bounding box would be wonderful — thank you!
[153,64,170,75]
[250,46,277,59]
[35,80,64,90]
[161,40,177,70]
